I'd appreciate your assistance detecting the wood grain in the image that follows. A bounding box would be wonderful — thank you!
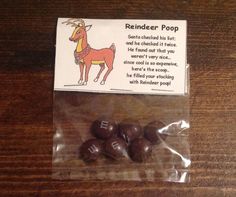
[0,0,236,196]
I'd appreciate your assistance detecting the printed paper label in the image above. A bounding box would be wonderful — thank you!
[54,18,187,95]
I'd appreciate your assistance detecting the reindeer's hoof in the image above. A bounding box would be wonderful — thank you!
[100,80,105,85]
[78,80,83,85]
[94,78,98,82]
[82,81,87,86]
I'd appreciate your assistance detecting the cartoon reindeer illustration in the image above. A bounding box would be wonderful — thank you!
[62,18,116,85]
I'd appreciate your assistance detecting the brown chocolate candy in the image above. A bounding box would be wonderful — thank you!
[129,138,152,162]
[80,139,103,162]
[118,120,142,144]
[104,137,127,160]
[144,121,167,144]
[91,119,118,139]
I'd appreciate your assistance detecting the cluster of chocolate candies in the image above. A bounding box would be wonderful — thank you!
[80,119,167,163]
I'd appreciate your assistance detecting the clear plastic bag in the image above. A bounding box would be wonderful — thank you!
[52,65,190,182]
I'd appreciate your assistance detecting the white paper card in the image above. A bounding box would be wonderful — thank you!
[54,18,187,95]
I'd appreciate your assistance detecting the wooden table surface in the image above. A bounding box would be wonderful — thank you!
[0,0,235,196]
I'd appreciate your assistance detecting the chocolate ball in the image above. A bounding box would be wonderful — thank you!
[118,120,142,144]
[104,137,127,160]
[91,119,118,139]
[129,138,152,162]
[80,139,103,162]
[144,121,167,144]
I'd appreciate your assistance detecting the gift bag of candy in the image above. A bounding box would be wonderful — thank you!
[52,18,190,182]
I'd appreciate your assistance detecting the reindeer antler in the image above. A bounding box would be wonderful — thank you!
[62,18,78,26]
[76,19,85,27]
[62,18,85,27]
